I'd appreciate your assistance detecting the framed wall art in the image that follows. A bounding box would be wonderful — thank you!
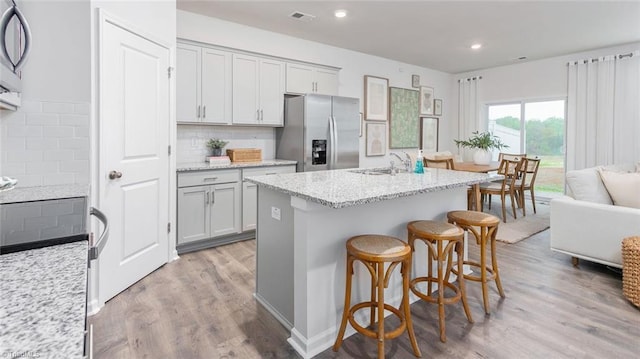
[434,99,443,116]
[420,117,439,153]
[389,87,420,149]
[419,86,434,115]
[364,75,389,121]
[366,122,387,156]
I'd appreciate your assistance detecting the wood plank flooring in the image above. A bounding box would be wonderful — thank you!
[89,229,640,358]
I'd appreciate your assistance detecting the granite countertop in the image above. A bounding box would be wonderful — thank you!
[0,184,90,204]
[246,168,500,209]
[176,159,297,172]
[0,241,88,358]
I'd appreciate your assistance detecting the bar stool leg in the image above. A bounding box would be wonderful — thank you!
[402,258,422,357]
[457,241,474,323]
[490,227,505,298]
[376,262,385,359]
[480,227,490,314]
[333,255,354,351]
[370,264,377,328]
[436,240,446,342]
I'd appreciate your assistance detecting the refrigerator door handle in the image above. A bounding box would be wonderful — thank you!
[328,116,334,169]
[332,116,339,166]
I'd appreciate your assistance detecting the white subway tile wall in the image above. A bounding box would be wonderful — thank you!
[0,100,90,187]
[176,125,276,163]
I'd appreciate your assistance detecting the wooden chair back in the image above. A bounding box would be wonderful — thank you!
[424,157,455,169]
[497,158,523,190]
[519,157,541,188]
[498,153,526,162]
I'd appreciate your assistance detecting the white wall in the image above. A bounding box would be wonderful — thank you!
[0,1,91,186]
[177,10,452,167]
[452,41,640,131]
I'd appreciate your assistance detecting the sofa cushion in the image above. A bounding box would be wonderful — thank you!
[566,167,613,204]
[598,169,640,209]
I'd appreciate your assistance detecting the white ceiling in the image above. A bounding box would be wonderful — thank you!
[176,0,640,74]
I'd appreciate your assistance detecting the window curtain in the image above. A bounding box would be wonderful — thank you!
[566,51,640,171]
[457,76,482,160]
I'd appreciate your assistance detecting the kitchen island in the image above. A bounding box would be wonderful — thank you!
[246,168,498,358]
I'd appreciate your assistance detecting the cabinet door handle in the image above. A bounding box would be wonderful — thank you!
[266,172,277,175]
[205,191,209,205]
[203,105,206,119]
[256,109,260,121]
[197,105,201,118]
[211,189,215,206]
[314,82,317,92]
[203,177,218,182]
[260,109,264,122]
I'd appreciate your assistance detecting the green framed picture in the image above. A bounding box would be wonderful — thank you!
[389,87,420,148]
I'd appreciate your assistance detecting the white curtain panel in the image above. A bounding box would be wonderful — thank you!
[457,77,482,160]
[566,51,640,171]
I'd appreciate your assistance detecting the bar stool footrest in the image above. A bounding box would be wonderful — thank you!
[348,301,407,340]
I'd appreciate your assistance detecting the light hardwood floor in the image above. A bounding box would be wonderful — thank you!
[89,229,640,358]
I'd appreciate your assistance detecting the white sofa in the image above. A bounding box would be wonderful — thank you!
[550,163,640,268]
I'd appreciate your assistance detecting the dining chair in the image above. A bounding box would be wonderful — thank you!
[479,158,523,223]
[498,152,526,162]
[424,157,455,169]
[515,157,541,216]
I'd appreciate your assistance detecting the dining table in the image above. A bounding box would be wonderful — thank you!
[453,161,501,211]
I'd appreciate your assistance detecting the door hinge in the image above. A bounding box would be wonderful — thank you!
[167,222,171,233]
[168,66,174,78]
[168,145,171,155]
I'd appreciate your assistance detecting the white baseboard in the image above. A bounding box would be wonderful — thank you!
[253,292,293,331]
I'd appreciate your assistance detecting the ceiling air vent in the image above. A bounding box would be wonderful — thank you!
[289,11,316,22]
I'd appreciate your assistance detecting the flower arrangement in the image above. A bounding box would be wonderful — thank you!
[454,131,508,151]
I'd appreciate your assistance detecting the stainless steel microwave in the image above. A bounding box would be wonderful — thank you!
[0,0,31,95]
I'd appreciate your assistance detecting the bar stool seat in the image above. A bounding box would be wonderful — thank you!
[447,210,504,314]
[407,220,473,343]
[333,234,421,359]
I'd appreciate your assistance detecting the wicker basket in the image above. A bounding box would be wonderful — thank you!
[226,148,262,162]
[622,236,640,308]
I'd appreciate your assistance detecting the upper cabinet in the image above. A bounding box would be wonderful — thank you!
[232,54,285,126]
[176,40,340,127]
[177,43,232,124]
[286,63,339,96]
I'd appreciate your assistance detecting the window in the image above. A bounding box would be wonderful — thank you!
[487,99,565,198]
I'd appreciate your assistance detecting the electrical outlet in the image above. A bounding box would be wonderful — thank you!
[271,206,281,221]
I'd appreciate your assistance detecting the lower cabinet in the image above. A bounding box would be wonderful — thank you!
[177,165,294,251]
[177,169,241,246]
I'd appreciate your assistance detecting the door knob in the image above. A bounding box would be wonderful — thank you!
[108,170,123,180]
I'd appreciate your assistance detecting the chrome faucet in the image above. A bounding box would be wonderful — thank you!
[390,152,412,172]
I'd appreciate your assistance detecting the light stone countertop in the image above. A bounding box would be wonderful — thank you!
[0,241,88,358]
[246,168,501,209]
[177,159,297,172]
[0,184,89,204]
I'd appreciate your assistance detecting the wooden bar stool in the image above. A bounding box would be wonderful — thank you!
[447,211,504,314]
[407,220,473,343]
[333,234,421,359]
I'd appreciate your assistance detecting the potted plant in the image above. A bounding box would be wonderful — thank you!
[454,131,508,165]
[206,138,228,157]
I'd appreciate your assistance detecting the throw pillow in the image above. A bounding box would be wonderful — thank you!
[566,167,613,204]
[598,169,640,209]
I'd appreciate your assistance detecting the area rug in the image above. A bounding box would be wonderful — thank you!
[482,199,550,244]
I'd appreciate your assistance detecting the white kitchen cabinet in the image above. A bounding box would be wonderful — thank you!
[232,54,285,126]
[177,42,232,124]
[177,169,241,245]
[286,63,339,96]
[241,165,296,231]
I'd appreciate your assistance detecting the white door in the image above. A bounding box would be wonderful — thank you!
[177,186,210,244]
[99,18,170,302]
[210,182,241,237]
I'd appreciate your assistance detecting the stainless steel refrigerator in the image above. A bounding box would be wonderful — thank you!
[277,94,360,172]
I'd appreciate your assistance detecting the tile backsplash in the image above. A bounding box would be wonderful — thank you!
[177,125,275,163]
[0,100,90,187]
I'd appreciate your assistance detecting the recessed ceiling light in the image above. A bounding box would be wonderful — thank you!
[471,43,482,50]
[334,9,347,18]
